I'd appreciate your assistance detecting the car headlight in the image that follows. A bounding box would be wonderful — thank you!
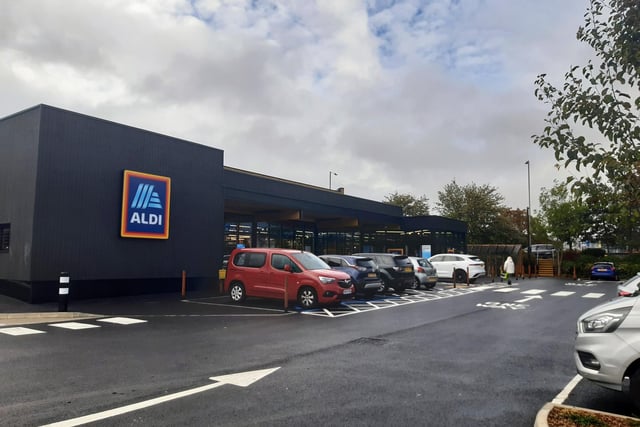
[581,307,631,333]
[319,276,336,284]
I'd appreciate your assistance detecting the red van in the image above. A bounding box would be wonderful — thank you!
[224,248,354,309]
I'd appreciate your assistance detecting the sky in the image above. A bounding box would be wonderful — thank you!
[0,0,594,214]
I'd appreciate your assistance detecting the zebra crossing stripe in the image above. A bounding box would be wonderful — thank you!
[49,322,101,330]
[0,327,46,336]
[583,293,606,299]
[552,291,575,296]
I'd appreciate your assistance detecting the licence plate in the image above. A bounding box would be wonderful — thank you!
[343,289,352,295]
[368,273,377,278]
[404,267,412,272]
[598,268,607,272]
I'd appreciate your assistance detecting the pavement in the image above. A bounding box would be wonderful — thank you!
[0,288,223,326]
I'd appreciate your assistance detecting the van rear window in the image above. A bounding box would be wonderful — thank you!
[234,252,266,268]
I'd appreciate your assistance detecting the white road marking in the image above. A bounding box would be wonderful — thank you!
[552,374,582,404]
[42,367,280,427]
[493,288,520,293]
[0,327,46,336]
[551,291,575,297]
[521,289,546,295]
[583,293,606,299]
[49,322,100,330]
[97,317,147,325]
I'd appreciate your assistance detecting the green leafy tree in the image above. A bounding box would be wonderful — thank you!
[538,182,589,249]
[383,192,430,216]
[532,0,640,249]
[436,180,506,244]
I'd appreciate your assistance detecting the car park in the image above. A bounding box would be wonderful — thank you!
[618,273,640,297]
[590,261,618,281]
[428,254,486,283]
[352,253,414,293]
[408,257,437,290]
[574,292,640,410]
[319,255,383,298]
[224,248,354,309]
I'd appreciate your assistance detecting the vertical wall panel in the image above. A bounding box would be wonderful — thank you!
[30,106,224,282]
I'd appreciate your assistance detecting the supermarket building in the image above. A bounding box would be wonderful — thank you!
[0,105,467,303]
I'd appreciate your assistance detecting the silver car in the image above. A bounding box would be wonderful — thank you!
[574,295,640,409]
[408,257,437,290]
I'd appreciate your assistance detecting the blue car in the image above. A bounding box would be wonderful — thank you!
[319,255,383,298]
[590,262,618,281]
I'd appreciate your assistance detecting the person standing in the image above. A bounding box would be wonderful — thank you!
[503,256,515,285]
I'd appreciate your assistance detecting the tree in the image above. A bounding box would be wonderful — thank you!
[436,180,506,244]
[532,0,640,249]
[538,182,589,249]
[383,192,430,216]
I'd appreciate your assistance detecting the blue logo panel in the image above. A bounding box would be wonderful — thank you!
[121,170,171,239]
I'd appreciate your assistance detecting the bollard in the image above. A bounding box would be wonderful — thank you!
[467,266,470,286]
[452,268,456,288]
[283,275,289,313]
[58,272,70,312]
[181,270,186,298]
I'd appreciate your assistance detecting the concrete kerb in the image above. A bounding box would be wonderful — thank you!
[0,312,102,326]
[534,402,640,426]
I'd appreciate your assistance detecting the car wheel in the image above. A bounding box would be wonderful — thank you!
[454,269,467,283]
[297,286,317,309]
[380,278,390,293]
[628,368,640,411]
[410,277,420,290]
[229,282,245,303]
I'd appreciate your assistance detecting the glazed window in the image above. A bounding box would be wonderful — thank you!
[0,223,9,252]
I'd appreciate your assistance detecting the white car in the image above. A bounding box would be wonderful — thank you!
[428,254,486,283]
[575,294,640,410]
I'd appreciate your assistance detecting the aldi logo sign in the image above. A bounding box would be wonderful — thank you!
[121,170,171,239]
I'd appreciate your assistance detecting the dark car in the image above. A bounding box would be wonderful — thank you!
[319,255,383,298]
[352,253,414,293]
[590,262,618,281]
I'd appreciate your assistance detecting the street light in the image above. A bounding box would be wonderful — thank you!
[329,171,337,190]
[525,160,532,277]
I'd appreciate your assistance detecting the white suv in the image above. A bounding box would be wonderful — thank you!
[428,254,486,283]
[575,295,640,409]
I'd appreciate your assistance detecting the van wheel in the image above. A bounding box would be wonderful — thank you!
[454,269,467,283]
[298,286,317,309]
[410,277,420,290]
[229,282,246,303]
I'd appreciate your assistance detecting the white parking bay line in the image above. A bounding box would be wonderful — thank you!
[0,327,46,336]
[98,317,147,325]
[551,291,575,297]
[49,322,101,330]
[521,289,546,295]
[583,293,606,299]
[493,288,520,293]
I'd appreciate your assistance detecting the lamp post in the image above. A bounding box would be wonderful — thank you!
[329,171,337,190]
[525,160,532,277]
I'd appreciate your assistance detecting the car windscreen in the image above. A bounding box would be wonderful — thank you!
[416,259,432,268]
[292,252,331,270]
[392,256,411,266]
[355,258,376,269]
